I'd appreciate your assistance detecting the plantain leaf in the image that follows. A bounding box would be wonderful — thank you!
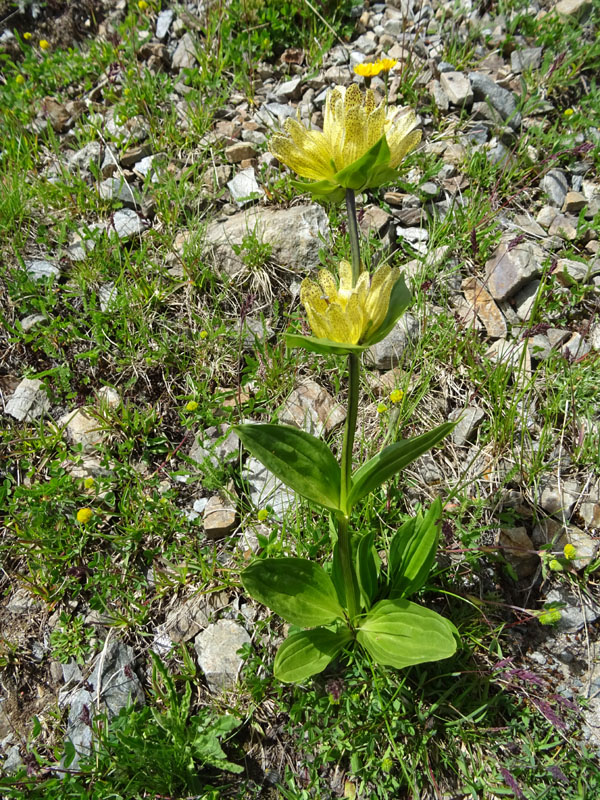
[357,599,457,668]
[356,532,378,610]
[241,557,345,627]
[274,623,353,682]
[346,423,454,511]
[234,423,341,513]
[389,498,442,598]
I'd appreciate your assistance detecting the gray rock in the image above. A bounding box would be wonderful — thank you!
[554,0,592,18]
[498,527,538,578]
[567,527,599,570]
[364,314,419,370]
[111,208,146,240]
[24,258,60,281]
[133,154,161,181]
[163,594,210,644]
[528,334,552,362]
[98,282,118,312]
[485,238,545,301]
[541,169,569,208]
[515,280,541,321]
[255,102,297,127]
[2,744,24,775]
[172,32,197,70]
[6,588,43,615]
[204,204,329,277]
[510,47,543,73]
[545,588,600,632]
[556,258,591,283]
[449,406,485,446]
[98,177,140,207]
[279,380,346,437]
[427,79,449,112]
[68,141,103,175]
[242,455,296,519]
[563,332,590,360]
[274,76,302,101]
[20,313,45,332]
[227,167,264,206]
[155,9,174,39]
[562,190,587,213]
[440,71,473,106]
[189,425,239,471]
[5,378,50,421]
[59,408,104,453]
[540,478,581,519]
[194,620,251,692]
[547,212,578,240]
[468,71,522,130]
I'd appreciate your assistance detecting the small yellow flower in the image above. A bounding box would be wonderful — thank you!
[138,0,149,9]
[76,507,93,524]
[83,477,95,489]
[390,389,403,403]
[269,83,420,195]
[563,543,576,560]
[39,39,50,51]
[199,330,208,340]
[15,74,25,85]
[23,32,32,41]
[377,403,388,414]
[300,260,399,346]
[185,400,199,412]
[354,58,398,78]
[563,108,574,117]
[257,508,269,522]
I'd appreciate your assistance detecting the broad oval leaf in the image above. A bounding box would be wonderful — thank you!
[242,557,345,627]
[234,423,341,513]
[389,498,442,598]
[346,423,454,511]
[274,624,353,683]
[357,598,457,668]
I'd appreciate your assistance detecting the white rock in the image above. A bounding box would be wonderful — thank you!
[440,71,473,105]
[5,378,50,421]
[59,408,104,453]
[172,32,197,70]
[279,380,346,437]
[227,167,264,206]
[194,620,250,692]
[24,258,60,281]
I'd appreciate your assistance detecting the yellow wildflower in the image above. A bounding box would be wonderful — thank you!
[39,39,50,51]
[15,74,25,85]
[76,507,93,524]
[138,0,149,9]
[377,403,388,414]
[300,260,399,346]
[83,477,95,489]
[563,108,574,117]
[269,84,420,195]
[354,58,398,78]
[390,389,403,403]
[257,509,269,522]
[199,330,208,340]
[185,400,199,412]
[23,32,32,41]
[563,543,576,560]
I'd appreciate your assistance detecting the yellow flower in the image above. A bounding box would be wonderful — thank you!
[185,400,199,411]
[23,32,32,40]
[563,543,576,560]
[199,330,208,340]
[300,260,399,346]
[563,108,574,117]
[390,389,403,403]
[269,84,420,195]
[257,508,269,522]
[83,477,95,489]
[39,39,50,51]
[377,403,388,414]
[354,58,398,78]
[77,507,93,524]
[15,74,25,85]
[138,0,149,9]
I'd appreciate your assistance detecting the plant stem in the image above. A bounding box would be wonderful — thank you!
[345,188,361,286]
[338,352,360,622]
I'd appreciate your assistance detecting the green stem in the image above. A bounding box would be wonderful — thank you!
[345,188,361,286]
[338,352,360,622]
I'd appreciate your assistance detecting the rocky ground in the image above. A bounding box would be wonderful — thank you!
[1,0,600,795]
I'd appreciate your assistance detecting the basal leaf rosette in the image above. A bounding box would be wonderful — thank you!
[269,84,421,200]
[286,260,412,356]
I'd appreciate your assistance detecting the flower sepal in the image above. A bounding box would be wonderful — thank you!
[333,134,392,192]
[291,178,346,204]
[360,271,412,347]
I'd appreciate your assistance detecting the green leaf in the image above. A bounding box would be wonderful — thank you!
[356,532,378,610]
[291,178,345,204]
[234,423,341,513]
[241,557,345,627]
[334,136,390,191]
[274,623,353,682]
[357,599,457,668]
[362,272,412,347]
[346,423,454,511]
[389,499,443,598]
[285,332,367,357]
